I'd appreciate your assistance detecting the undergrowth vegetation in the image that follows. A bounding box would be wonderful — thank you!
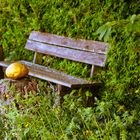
[0,0,140,139]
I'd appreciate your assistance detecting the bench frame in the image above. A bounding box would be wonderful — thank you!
[0,31,109,101]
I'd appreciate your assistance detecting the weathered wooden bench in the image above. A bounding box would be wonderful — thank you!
[0,31,109,96]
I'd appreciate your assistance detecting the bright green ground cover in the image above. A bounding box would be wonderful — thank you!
[0,0,140,139]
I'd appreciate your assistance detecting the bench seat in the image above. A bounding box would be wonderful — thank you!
[0,60,99,88]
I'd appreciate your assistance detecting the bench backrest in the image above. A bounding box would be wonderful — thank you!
[25,31,109,77]
[25,31,109,66]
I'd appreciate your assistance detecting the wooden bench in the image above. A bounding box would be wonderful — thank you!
[0,31,109,95]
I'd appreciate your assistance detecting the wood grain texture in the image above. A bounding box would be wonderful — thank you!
[29,31,109,54]
[25,40,106,66]
[20,61,92,88]
[0,61,97,88]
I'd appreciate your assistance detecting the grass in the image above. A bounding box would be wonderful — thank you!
[0,81,139,140]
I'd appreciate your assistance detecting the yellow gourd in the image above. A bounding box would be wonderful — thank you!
[5,62,29,80]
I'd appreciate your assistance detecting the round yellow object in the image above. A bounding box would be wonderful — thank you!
[5,62,29,80]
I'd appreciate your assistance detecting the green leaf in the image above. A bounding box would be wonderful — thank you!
[104,27,112,42]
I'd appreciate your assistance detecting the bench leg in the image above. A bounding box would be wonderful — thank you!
[53,83,103,107]
[53,84,71,108]
[0,67,4,79]
[0,45,4,79]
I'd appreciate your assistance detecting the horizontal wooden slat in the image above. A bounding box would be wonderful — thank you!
[29,31,109,54]
[0,61,96,88]
[21,61,91,88]
[0,61,9,67]
[25,40,106,66]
